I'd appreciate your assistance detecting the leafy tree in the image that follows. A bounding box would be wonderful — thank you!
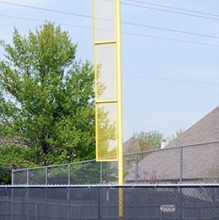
[0,22,96,169]
[128,130,164,152]
[124,130,164,173]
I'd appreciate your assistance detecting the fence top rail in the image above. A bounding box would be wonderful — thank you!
[11,140,219,173]
[5,183,219,188]
[123,139,219,156]
[12,159,96,172]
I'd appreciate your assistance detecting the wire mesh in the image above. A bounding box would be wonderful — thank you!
[182,142,219,183]
[95,0,115,42]
[96,102,117,161]
[124,148,181,184]
[94,0,118,162]
[47,165,69,185]
[12,141,219,185]
[13,170,27,185]
[1,185,219,220]
[12,160,118,185]
[123,141,219,184]
[70,160,100,184]
[29,167,47,185]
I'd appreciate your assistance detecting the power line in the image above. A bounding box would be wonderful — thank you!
[121,1,219,21]
[0,1,218,40]
[2,0,214,23]
[0,17,217,86]
[0,3,217,104]
[123,75,217,85]
[0,1,93,19]
[123,31,219,47]
[126,0,219,18]
[0,14,218,47]
[122,21,219,39]
[0,14,93,29]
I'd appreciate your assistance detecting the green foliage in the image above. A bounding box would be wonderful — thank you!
[25,162,117,185]
[0,166,11,185]
[167,127,184,142]
[131,130,164,151]
[70,162,117,184]
[0,22,96,175]
[0,144,35,184]
[124,130,164,171]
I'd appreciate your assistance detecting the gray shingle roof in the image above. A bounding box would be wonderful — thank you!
[166,106,219,148]
[125,106,219,183]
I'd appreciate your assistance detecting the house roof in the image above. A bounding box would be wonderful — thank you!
[125,106,219,183]
[166,106,219,148]
[110,138,140,171]
[123,137,138,153]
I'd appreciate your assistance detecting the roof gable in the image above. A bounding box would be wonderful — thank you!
[125,106,219,183]
[166,106,219,148]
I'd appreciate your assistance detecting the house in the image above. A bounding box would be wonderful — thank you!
[125,106,219,183]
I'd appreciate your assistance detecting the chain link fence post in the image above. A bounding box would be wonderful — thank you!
[180,146,183,183]
[180,187,182,220]
[46,187,48,220]
[26,187,29,220]
[27,169,29,185]
[135,153,138,184]
[68,164,70,185]
[98,187,101,220]
[135,187,137,220]
[67,187,70,220]
[45,167,48,185]
[100,162,103,184]
[11,171,14,185]
[0,185,219,219]
[10,187,14,220]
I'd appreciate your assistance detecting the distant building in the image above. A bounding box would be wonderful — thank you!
[125,106,219,183]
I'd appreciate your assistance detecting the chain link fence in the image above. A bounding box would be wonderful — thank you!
[124,140,219,184]
[0,185,219,219]
[12,141,219,185]
[12,160,118,185]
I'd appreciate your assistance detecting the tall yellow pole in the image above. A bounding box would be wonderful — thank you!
[116,1,124,220]
[93,0,123,218]
[117,0,123,187]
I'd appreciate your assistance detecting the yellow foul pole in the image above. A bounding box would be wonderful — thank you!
[93,0,123,179]
[116,0,123,186]
[116,0,123,219]
[93,0,123,217]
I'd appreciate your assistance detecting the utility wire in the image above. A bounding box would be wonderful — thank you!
[0,14,217,85]
[0,2,217,87]
[122,21,219,39]
[0,1,218,40]
[104,0,219,18]
[123,31,219,47]
[2,0,218,21]
[126,0,219,18]
[0,14,218,47]
[0,14,93,30]
[0,1,93,19]
[121,1,219,21]
[123,75,217,85]
[0,0,219,20]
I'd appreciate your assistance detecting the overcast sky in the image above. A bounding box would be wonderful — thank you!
[1,0,219,142]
